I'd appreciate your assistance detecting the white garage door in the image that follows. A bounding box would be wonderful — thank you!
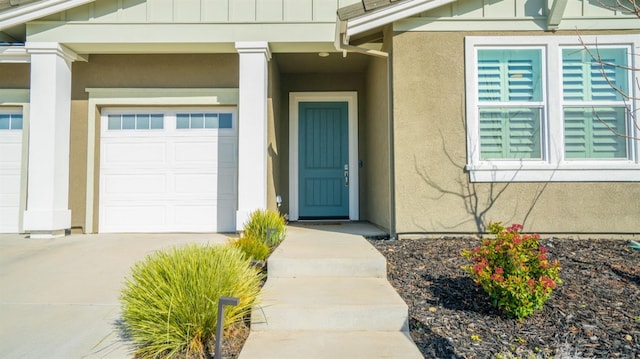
[0,111,23,233]
[99,109,238,233]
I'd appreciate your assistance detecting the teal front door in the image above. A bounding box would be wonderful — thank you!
[298,101,349,219]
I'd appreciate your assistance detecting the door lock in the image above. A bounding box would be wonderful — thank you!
[344,164,349,187]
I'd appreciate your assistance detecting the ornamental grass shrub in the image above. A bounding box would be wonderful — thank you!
[461,222,562,320]
[120,244,264,358]
[243,209,286,248]
[231,234,271,261]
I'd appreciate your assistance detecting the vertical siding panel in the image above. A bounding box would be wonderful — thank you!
[515,0,544,17]
[175,0,201,21]
[257,0,283,21]
[66,3,91,21]
[423,3,453,17]
[93,0,120,21]
[564,0,583,18]
[284,0,312,21]
[453,0,483,17]
[202,0,229,22]
[148,0,174,22]
[584,1,616,16]
[230,0,256,21]
[483,0,516,18]
[120,0,148,22]
[313,0,338,21]
[338,0,359,6]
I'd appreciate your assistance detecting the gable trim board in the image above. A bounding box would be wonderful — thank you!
[84,88,239,233]
[289,92,359,222]
[0,0,95,30]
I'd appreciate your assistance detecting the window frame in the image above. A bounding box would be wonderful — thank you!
[465,35,640,182]
[101,108,237,138]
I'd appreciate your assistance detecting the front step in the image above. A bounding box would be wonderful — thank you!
[251,277,409,331]
[267,230,387,278]
[238,331,424,359]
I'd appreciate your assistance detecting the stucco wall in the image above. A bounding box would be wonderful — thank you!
[392,31,640,235]
[69,54,239,232]
[364,55,391,231]
[0,64,30,88]
[267,57,282,213]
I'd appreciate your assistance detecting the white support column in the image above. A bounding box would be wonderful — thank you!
[23,42,78,238]
[235,41,271,231]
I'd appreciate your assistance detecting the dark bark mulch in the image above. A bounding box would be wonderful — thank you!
[369,237,640,359]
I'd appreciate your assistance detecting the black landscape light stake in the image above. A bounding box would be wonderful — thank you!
[215,296,240,359]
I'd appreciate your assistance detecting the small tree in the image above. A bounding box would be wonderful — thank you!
[579,0,639,140]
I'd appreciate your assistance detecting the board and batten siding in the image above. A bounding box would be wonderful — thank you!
[417,0,634,19]
[41,0,361,23]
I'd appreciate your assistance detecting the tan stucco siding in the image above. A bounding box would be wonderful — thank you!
[392,31,640,235]
[0,64,30,88]
[69,54,239,232]
[364,56,391,231]
[267,57,282,213]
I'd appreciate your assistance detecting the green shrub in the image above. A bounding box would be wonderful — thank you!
[243,209,286,248]
[461,222,561,319]
[120,244,263,358]
[231,235,271,261]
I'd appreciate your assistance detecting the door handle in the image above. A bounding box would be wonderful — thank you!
[344,164,349,187]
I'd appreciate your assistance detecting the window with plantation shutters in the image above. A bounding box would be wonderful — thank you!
[477,49,543,160]
[562,48,629,159]
[465,35,639,182]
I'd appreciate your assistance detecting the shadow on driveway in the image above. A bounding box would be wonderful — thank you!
[0,233,230,358]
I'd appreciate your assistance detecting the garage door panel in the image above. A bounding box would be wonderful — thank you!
[101,205,167,231]
[0,130,22,233]
[99,109,237,233]
[102,173,167,194]
[173,204,217,226]
[217,169,237,197]
[218,140,238,166]
[174,173,218,195]
[174,140,220,163]
[0,144,21,163]
[103,142,166,165]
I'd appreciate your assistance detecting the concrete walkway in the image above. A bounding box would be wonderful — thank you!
[0,233,230,358]
[238,224,423,359]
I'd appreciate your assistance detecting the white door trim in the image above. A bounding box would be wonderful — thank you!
[289,91,359,221]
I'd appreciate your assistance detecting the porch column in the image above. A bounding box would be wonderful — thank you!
[23,42,78,238]
[235,41,271,231]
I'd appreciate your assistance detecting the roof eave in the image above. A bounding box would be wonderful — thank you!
[0,0,95,31]
[343,0,458,38]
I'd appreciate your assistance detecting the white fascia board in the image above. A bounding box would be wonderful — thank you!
[345,0,458,38]
[0,0,95,31]
[0,46,29,63]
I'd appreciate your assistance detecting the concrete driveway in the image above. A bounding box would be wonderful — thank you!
[0,233,232,358]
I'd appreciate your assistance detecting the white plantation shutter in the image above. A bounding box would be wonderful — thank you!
[477,49,542,160]
[564,107,627,158]
[562,48,629,159]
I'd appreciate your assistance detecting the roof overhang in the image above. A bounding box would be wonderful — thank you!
[339,0,458,39]
[335,0,457,56]
[0,0,95,31]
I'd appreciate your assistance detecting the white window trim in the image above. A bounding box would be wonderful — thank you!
[465,35,640,182]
